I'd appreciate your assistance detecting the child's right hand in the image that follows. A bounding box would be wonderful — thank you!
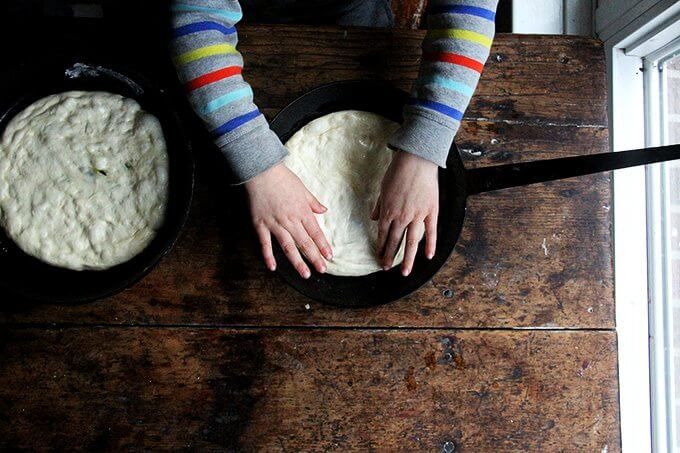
[244,162,333,278]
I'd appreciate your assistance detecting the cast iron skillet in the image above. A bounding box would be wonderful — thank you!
[0,61,194,304]
[270,80,680,307]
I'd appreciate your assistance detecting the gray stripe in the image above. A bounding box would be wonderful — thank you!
[214,112,271,144]
[194,94,258,130]
[422,39,492,63]
[172,30,239,54]
[428,0,499,9]
[179,53,243,79]
[175,53,244,83]
[414,84,470,112]
[417,61,482,88]
[427,14,496,35]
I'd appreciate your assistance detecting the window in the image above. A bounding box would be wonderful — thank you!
[646,42,680,451]
[598,1,680,452]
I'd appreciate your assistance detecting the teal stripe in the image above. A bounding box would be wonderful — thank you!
[200,87,253,114]
[417,75,475,97]
[171,3,243,21]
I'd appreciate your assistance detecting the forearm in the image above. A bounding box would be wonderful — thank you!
[170,0,287,183]
[389,0,499,167]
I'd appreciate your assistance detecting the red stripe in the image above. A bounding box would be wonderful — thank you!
[423,52,484,73]
[185,66,242,91]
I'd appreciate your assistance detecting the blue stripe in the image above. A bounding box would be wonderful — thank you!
[408,98,464,121]
[171,3,243,21]
[201,87,253,115]
[172,21,236,38]
[212,109,261,136]
[417,75,475,98]
[429,4,496,21]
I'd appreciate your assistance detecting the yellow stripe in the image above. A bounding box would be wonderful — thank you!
[173,44,238,65]
[426,29,493,48]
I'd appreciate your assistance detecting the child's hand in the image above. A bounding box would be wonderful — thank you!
[245,163,332,278]
[371,151,439,276]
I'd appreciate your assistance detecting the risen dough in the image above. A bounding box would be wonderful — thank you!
[0,91,169,270]
[285,110,405,276]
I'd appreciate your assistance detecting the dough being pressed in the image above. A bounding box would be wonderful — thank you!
[284,110,405,276]
[0,91,169,270]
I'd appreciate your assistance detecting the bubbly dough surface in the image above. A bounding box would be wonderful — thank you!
[0,91,169,270]
[285,110,404,276]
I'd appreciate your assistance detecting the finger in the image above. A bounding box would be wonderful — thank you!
[376,217,392,258]
[402,221,425,276]
[302,216,333,261]
[370,196,381,221]
[425,212,438,259]
[290,221,327,274]
[382,221,407,270]
[255,223,276,271]
[272,226,311,279]
[307,192,327,214]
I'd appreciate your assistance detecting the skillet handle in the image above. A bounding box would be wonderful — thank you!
[465,144,680,195]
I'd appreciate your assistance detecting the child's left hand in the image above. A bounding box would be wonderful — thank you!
[371,150,439,276]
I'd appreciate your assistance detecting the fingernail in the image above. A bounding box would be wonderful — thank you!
[402,268,410,276]
[383,265,390,271]
[303,269,311,279]
[320,264,326,274]
[427,253,434,260]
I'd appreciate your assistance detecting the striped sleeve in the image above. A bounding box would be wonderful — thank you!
[389,0,499,167]
[170,0,288,183]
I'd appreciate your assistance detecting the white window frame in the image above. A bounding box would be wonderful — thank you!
[610,45,653,453]
[646,48,679,453]
[599,1,680,452]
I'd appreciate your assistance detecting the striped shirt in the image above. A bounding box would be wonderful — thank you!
[171,0,498,182]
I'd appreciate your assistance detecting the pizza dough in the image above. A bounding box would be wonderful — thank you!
[284,110,405,276]
[0,91,169,270]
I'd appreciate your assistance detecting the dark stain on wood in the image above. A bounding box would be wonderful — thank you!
[202,334,265,450]
[424,351,437,371]
[0,329,620,451]
[510,366,524,380]
[405,366,418,390]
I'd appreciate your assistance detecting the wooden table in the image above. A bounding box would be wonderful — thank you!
[0,25,619,451]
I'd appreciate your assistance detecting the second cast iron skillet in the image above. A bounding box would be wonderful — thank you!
[270,80,680,307]
[0,60,194,305]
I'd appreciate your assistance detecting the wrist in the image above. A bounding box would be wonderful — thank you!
[394,149,438,172]
[244,162,285,192]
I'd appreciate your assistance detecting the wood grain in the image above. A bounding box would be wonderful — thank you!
[0,328,619,452]
[0,25,619,451]
[0,31,612,329]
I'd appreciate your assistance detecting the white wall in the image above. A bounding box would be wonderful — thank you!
[512,0,593,35]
